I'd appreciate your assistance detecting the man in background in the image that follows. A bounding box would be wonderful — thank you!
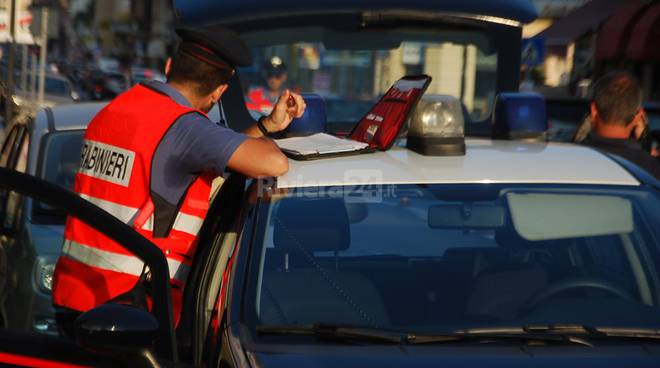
[582,72,660,179]
[246,56,288,116]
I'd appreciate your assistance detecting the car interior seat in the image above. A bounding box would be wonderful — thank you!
[219,73,257,132]
[464,226,551,321]
[260,198,390,327]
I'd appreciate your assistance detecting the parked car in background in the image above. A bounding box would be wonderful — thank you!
[0,104,100,334]
[132,67,166,84]
[11,74,82,109]
[80,69,129,101]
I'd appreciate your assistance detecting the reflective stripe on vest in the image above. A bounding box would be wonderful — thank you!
[141,212,204,237]
[78,193,139,224]
[79,193,204,237]
[62,239,190,283]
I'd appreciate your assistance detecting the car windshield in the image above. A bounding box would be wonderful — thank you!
[240,27,497,131]
[33,130,84,222]
[248,184,660,334]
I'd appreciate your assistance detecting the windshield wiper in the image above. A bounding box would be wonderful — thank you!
[586,327,660,341]
[257,323,406,344]
[408,325,594,347]
[498,325,660,341]
[409,325,660,347]
[258,324,660,346]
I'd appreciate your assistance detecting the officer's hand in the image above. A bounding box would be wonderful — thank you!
[264,90,306,133]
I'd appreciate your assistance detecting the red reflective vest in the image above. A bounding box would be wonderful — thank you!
[245,87,274,115]
[52,84,214,317]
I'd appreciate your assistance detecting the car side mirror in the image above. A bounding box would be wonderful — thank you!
[74,303,160,365]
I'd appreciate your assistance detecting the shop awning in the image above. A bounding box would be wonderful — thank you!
[626,3,660,61]
[535,0,622,46]
[595,0,648,60]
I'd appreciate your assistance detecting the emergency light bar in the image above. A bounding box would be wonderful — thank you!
[407,95,466,156]
[492,93,547,141]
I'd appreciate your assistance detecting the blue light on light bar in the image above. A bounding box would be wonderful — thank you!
[286,93,327,136]
[492,92,547,140]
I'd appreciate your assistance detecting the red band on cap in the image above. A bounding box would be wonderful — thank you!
[193,43,214,54]
[179,42,234,71]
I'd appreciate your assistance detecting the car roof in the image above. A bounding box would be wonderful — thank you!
[276,139,640,188]
[33,100,224,133]
[48,102,107,131]
[174,0,538,26]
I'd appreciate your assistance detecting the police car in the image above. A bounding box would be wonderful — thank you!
[1,0,660,367]
[2,96,660,367]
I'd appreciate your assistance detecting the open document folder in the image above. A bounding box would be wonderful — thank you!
[275,133,372,159]
[274,74,431,160]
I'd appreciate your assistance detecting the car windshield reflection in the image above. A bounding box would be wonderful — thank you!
[239,27,497,130]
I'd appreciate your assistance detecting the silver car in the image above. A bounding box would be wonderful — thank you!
[0,103,100,334]
[12,74,82,109]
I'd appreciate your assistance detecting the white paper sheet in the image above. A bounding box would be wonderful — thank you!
[275,133,370,155]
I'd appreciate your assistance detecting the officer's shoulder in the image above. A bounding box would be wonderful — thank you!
[174,111,215,126]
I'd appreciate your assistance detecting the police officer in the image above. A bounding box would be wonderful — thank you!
[246,56,288,115]
[52,26,306,333]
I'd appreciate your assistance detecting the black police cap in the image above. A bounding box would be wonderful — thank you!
[175,26,252,69]
[264,56,287,77]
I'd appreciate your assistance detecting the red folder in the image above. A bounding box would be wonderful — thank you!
[350,75,432,150]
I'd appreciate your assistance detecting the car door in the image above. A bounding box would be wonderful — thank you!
[176,174,248,367]
[0,124,28,231]
[0,124,28,326]
[0,168,181,367]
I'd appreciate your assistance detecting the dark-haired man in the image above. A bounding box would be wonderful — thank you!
[583,72,660,179]
[52,27,305,332]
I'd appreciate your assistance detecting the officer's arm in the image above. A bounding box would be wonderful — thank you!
[244,90,305,138]
[227,138,289,178]
[226,90,305,177]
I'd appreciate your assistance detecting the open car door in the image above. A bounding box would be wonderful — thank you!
[0,167,179,367]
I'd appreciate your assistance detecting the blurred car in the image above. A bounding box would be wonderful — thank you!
[11,74,82,109]
[82,69,129,101]
[97,57,120,73]
[132,67,166,84]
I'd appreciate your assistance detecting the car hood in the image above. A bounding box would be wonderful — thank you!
[250,345,660,368]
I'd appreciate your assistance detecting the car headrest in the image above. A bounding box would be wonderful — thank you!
[285,93,327,137]
[273,198,350,252]
[220,73,257,132]
[492,92,547,140]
